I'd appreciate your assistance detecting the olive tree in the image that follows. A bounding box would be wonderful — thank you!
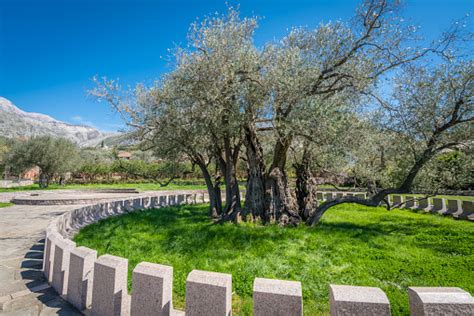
[6,136,79,188]
[240,0,445,225]
[416,149,473,191]
[92,7,262,217]
[93,0,469,226]
[308,60,474,225]
[0,136,14,178]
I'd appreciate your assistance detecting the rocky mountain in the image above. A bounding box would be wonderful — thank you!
[0,97,115,147]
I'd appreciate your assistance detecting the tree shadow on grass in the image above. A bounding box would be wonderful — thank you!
[79,203,473,262]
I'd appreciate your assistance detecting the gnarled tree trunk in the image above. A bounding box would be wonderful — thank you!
[307,147,438,226]
[264,167,301,225]
[243,125,266,219]
[39,172,49,189]
[243,126,301,225]
[294,148,318,221]
[196,160,222,218]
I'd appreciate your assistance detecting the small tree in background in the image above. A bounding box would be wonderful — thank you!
[6,136,79,188]
[0,136,15,178]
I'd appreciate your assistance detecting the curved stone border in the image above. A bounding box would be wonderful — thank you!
[11,189,140,205]
[386,194,474,221]
[318,192,474,221]
[43,190,474,315]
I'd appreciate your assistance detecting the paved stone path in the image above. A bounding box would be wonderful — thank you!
[0,203,82,315]
[0,189,186,315]
[0,190,150,315]
[0,190,75,203]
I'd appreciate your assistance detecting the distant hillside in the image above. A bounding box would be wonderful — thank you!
[101,132,135,147]
[0,97,117,147]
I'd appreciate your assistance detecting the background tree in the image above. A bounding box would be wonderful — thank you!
[0,136,14,178]
[416,150,474,191]
[6,136,79,188]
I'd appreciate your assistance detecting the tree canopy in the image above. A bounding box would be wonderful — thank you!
[6,136,79,188]
[93,0,473,226]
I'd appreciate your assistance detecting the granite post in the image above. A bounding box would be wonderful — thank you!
[253,277,302,316]
[408,287,474,316]
[131,262,173,316]
[329,284,390,316]
[91,254,130,316]
[67,246,97,311]
[185,270,232,316]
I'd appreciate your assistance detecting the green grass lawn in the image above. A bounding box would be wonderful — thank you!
[0,202,13,208]
[74,203,474,315]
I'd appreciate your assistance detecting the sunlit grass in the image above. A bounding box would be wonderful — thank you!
[74,203,474,315]
[0,202,13,208]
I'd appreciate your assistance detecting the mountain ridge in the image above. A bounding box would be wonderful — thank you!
[0,97,117,147]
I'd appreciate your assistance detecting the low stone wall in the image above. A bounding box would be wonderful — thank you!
[44,191,474,315]
[386,194,473,221]
[0,179,34,188]
[317,191,474,221]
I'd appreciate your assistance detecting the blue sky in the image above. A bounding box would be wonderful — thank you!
[0,0,472,132]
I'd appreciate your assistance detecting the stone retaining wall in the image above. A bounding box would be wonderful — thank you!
[387,194,473,221]
[317,191,474,221]
[44,191,474,315]
[0,179,34,188]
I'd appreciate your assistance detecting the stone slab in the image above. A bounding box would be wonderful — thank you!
[254,277,302,316]
[51,238,76,296]
[417,198,430,211]
[392,195,402,207]
[186,269,232,316]
[457,201,474,220]
[405,196,416,209]
[131,262,173,316]
[67,246,97,311]
[445,200,460,215]
[408,287,474,316]
[91,254,130,316]
[432,198,446,213]
[329,284,390,315]
[325,193,334,201]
